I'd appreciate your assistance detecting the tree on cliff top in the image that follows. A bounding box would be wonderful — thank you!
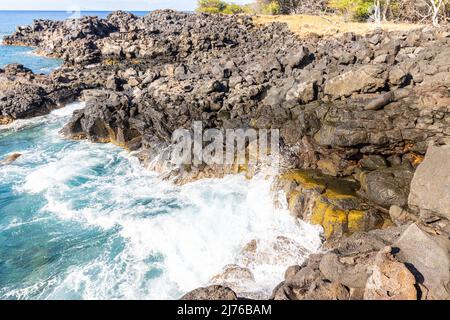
[255,0,281,15]
[197,0,227,14]
[197,0,254,14]
[196,0,450,24]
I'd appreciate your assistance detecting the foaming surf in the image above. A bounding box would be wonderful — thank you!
[0,102,322,300]
[0,102,84,135]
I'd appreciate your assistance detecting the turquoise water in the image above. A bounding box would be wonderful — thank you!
[0,11,147,73]
[0,46,62,74]
[0,11,322,300]
[0,105,321,299]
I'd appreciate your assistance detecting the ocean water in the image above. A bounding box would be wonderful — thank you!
[0,11,322,300]
[0,11,147,73]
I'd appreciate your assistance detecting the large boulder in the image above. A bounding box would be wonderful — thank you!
[1,153,22,165]
[408,145,450,220]
[271,255,350,300]
[272,226,409,300]
[324,65,387,99]
[60,89,142,149]
[180,285,238,300]
[364,246,418,300]
[360,165,414,209]
[319,252,371,289]
[275,170,384,239]
[0,115,14,125]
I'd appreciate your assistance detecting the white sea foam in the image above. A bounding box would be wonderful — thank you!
[25,154,322,299]
[21,146,108,194]
[49,102,84,117]
[4,101,322,299]
[0,101,84,134]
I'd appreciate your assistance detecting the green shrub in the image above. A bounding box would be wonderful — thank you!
[223,3,244,14]
[197,0,255,14]
[223,3,254,14]
[260,1,281,15]
[328,0,374,20]
[197,0,228,14]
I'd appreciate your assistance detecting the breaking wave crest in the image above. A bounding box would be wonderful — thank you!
[0,102,322,300]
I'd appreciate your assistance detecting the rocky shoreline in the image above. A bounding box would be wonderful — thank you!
[1,10,449,300]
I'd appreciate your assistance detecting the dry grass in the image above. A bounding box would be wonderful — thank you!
[253,14,424,38]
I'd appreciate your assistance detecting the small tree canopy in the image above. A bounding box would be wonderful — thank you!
[197,0,228,14]
[197,0,256,14]
[328,0,374,20]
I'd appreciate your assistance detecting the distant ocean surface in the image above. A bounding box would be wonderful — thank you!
[0,11,148,73]
[0,11,322,300]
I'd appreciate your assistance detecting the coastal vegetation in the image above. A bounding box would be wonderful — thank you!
[197,0,450,25]
[1,7,450,300]
[253,14,422,37]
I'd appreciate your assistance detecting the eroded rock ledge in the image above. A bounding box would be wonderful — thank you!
[1,10,449,300]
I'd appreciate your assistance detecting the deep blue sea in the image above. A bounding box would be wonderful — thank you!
[0,11,321,300]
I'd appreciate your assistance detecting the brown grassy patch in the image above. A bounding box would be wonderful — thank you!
[253,14,424,38]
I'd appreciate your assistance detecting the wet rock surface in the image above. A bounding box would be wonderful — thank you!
[2,10,450,300]
[273,169,385,239]
[271,223,450,300]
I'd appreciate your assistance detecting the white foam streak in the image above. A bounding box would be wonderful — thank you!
[50,102,84,117]
[37,166,321,299]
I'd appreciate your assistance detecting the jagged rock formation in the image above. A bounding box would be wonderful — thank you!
[2,10,450,300]
[270,145,450,301]
[409,145,450,220]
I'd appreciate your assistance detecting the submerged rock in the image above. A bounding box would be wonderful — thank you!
[209,265,258,299]
[0,115,14,125]
[1,153,22,165]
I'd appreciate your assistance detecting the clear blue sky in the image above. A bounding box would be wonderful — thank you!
[0,0,252,11]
